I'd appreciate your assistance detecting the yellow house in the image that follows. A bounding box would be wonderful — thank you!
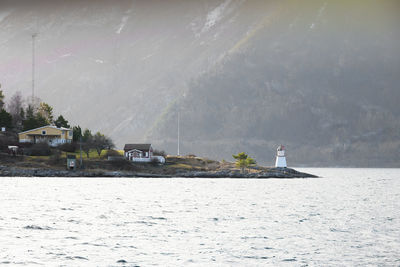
[18,125,73,146]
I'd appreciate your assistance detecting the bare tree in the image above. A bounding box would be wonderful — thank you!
[81,129,93,158]
[26,96,41,113]
[0,89,4,110]
[92,132,115,156]
[7,91,25,130]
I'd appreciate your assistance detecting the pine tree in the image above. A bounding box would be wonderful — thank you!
[232,152,256,173]
[54,115,70,128]
[72,126,82,142]
[38,102,54,124]
[0,109,12,129]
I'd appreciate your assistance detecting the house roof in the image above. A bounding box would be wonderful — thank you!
[124,144,152,151]
[27,134,61,137]
[18,125,72,135]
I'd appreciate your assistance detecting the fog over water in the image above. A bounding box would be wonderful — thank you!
[0,169,399,265]
[0,0,399,166]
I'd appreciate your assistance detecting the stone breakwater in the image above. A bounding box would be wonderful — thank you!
[0,166,317,178]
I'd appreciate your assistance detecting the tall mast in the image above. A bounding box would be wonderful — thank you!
[31,33,37,105]
[177,107,180,156]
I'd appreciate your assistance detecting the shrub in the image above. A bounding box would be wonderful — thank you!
[49,149,62,164]
[153,149,166,157]
[106,149,122,157]
[151,157,162,166]
[109,158,136,170]
[0,133,18,152]
[28,143,51,156]
[58,142,78,153]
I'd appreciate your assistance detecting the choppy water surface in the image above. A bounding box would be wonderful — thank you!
[0,168,399,266]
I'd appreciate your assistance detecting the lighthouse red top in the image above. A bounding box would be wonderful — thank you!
[276,145,286,157]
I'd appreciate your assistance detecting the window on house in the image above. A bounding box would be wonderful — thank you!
[69,131,72,137]
[42,130,46,135]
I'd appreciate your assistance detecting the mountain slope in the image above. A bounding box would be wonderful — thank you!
[1,0,257,141]
[1,0,399,166]
[148,0,400,166]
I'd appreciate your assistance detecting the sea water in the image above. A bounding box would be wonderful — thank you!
[0,168,399,266]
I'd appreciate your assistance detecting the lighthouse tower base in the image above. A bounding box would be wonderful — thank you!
[275,156,287,168]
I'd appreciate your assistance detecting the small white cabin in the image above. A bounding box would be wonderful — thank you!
[123,143,165,163]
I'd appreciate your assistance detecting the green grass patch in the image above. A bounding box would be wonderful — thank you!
[27,155,51,160]
[26,149,124,161]
[168,163,197,169]
[60,149,123,159]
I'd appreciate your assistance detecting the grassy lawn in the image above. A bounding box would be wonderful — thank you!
[27,150,124,160]
[62,149,124,159]
[26,155,51,160]
[168,163,200,170]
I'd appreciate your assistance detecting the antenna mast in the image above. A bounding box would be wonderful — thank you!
[32,33,37,104]
[177,107,180,156]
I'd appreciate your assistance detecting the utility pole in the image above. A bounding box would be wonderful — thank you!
[177,93,186,156]
[80,136,83,169]
[31,33,37,105]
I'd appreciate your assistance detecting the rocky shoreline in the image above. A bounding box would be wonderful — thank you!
[177,168,318,178]
[0,166,317,178]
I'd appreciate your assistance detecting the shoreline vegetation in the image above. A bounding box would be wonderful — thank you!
[0,90,317,178]
[0,152,317,178]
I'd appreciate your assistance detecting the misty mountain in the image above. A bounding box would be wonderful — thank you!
[1,0,399,166]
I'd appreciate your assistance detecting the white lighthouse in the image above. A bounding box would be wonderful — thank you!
[275,145,287,168]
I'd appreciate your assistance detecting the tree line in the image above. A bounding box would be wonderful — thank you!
[0,89,114,156]
[0,90,67,131]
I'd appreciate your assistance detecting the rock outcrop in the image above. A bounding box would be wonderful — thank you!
[0,165,316,178]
